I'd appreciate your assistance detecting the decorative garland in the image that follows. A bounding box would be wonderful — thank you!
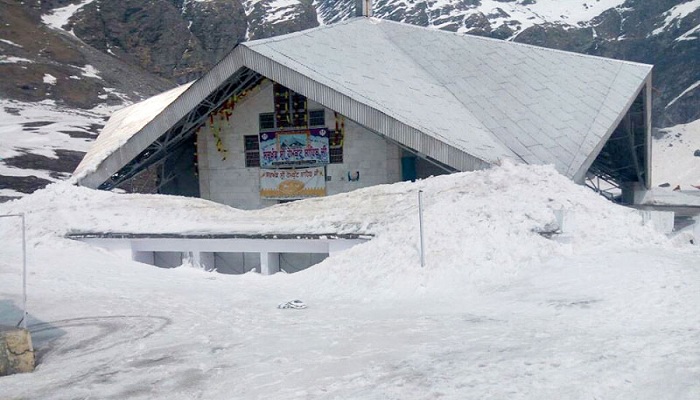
[333,112,345,147]
[200,79,268,161]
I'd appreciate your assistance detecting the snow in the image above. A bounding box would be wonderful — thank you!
[0,56,33,64]
[79,64,102,79]
[1,163,699,398]
[474,0,625,28]
[651,0,700,36]
[653,119,700,188]
[244,0,305,27]
[0,99,123,185]
[312,0,629,36]
[42,74,57,85]
[666,80,700,108]
[0,39,22,48]
[41,0,96,31]
[677,23,700,41]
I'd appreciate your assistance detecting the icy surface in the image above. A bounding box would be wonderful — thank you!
[1,164,699,398]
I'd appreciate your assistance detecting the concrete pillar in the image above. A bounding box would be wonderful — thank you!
[0,326,34,376]
[621,181,646,205]
[260,252,280,275]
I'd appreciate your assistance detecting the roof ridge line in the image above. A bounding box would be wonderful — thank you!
[245,17,366,47]
[376,22,517,159]
[376,18,653,70]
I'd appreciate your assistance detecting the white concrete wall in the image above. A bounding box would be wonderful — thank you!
[325,118,401,196]
[197,82,402,210]
[197,82,278,209]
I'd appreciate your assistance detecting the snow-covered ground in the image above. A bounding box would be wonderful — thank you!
[653,118,700,188]
[1,163,699,399]
[41,0,96,33]
[0,99,124,198]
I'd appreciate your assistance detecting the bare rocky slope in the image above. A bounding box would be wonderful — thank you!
[1,0,699,199]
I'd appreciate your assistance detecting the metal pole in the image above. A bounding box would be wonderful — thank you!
[418,190,425,268]
[0,213,27,329]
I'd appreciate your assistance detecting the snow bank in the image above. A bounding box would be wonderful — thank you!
[1,163,698,399]
[276,162,672,300]
[0,163,672,301]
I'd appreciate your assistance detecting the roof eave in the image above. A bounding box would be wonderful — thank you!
[76,46,249,188]
[570,70,653,185]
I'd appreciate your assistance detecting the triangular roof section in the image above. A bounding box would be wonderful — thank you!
[73,82,193,182]
[74,17,652,188]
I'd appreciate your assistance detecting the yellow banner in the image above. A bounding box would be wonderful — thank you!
[260,167,326,199]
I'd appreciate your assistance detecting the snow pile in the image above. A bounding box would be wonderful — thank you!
[277,163,672,300]
[1,163,671,300]
[1,164,698,399]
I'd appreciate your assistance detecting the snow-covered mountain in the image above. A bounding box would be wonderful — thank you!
[1,0,699,200]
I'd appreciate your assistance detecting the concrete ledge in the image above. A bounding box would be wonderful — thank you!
[0,326,35,376]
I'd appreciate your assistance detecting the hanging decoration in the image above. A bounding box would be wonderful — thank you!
[333,112,345,147]
[202,79,267,161]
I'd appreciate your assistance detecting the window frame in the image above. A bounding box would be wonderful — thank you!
[259,112,275,131]
[308,109,325,127]
[244,135,260,167]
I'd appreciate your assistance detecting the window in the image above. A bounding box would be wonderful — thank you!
[329,129,343,164]
[244,135,260,167]
[329,147,343,164]
[259,113,275,131]
[309,110,325,127]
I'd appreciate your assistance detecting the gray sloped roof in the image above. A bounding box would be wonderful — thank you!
[243,18,652,180]
[75,17,652,188]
